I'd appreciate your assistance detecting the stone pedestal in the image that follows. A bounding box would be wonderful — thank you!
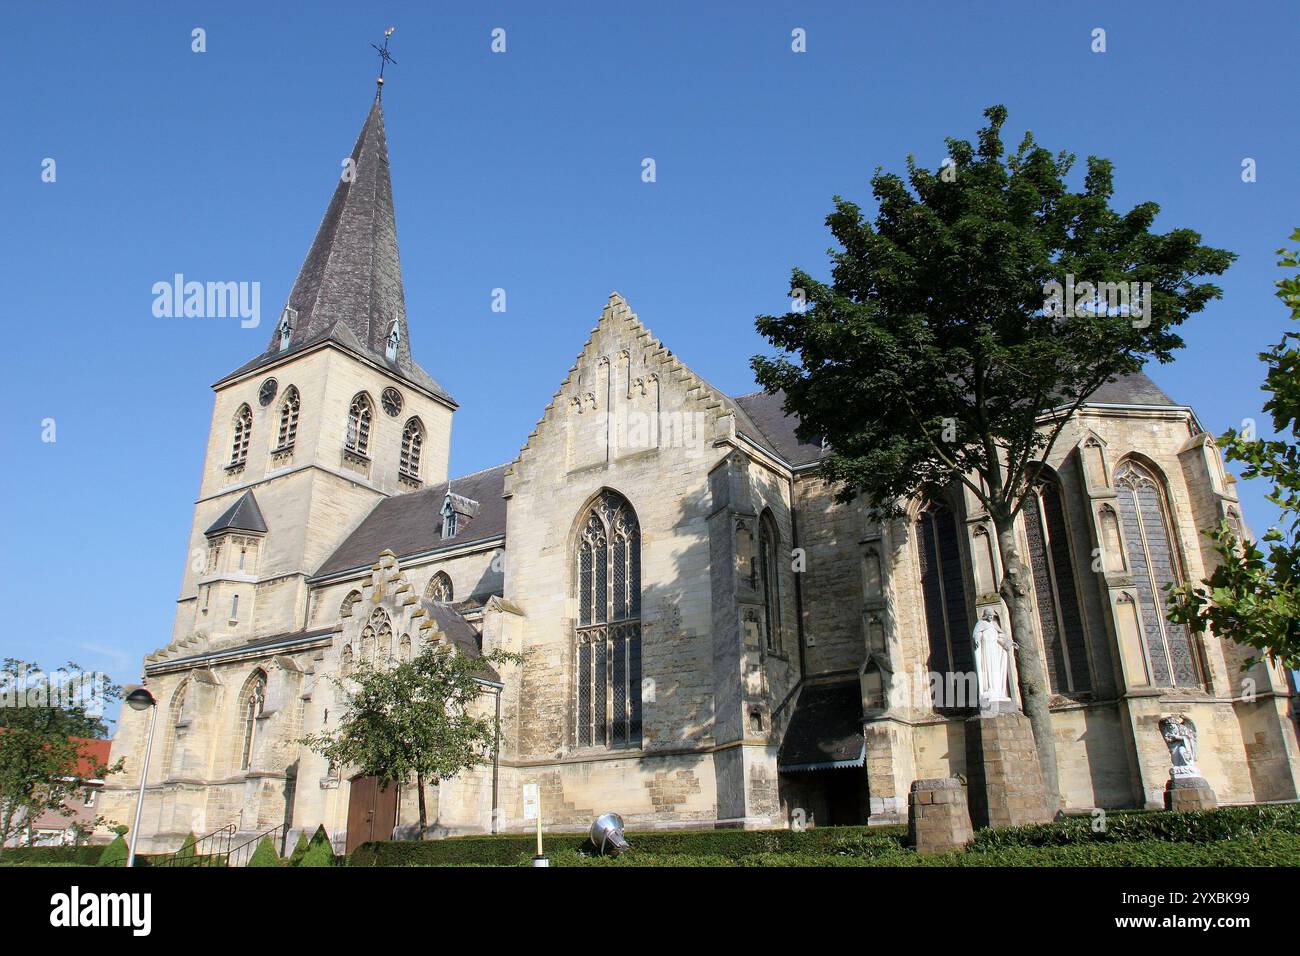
[906,777,973,855]
[1164,775,1217,811]
[964,712,1053,829]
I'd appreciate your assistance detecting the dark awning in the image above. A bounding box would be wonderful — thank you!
[777,681,865,772]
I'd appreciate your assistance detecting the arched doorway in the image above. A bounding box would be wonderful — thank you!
[345,775,398,854]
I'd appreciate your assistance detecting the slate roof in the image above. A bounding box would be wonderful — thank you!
[730,389,825,467]
[1084,370,1178,407]
[314,463,510,577]
[217,97,452,404]
[146,625,340,673]
[204,490,268,536]
[777,681,866,772]
[423,600,500,683]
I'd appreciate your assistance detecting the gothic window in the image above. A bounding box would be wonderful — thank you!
[758,512,782,654]
[345,393,373,456]
[341,645,354,676]
[1023,478,1091,694]
[427,571,453,603]
[917,501,973,682]
[238,670,267,771]
[400,418,424,479]
[339,590,362,619]
[161,680,188,777]
[371,608,393,661]
[230,404,252,466]
[277,386,300,449]
[399,634,412,662]
[575,491,642,749]
[1115,460,1201,687]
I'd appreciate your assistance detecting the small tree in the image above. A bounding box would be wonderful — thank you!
[752,106,1233,808]
[287,831,310,866]
[301,645,516,840]
[247,836,282,867]
[298,832,334,867]
[0,659,122,845]
[97,831,128,867]
[1170,231,1300,668]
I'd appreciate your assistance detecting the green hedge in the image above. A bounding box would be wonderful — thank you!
[0,844,105,866]
[349,825,908,866]
[971,803,1300,850]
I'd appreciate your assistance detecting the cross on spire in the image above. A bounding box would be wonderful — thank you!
[372,26,396,98]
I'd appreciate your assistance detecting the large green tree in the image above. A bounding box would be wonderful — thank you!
[301,645,516,839]
[752,106,1233,809]
[1169,231,1300,669]
[0,659,122,844]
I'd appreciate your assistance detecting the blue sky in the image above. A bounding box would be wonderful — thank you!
[2,1,1296,724]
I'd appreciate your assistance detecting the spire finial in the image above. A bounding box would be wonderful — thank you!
[372,26,396,100]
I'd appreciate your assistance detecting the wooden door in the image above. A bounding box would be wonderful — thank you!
[345,775,398,854]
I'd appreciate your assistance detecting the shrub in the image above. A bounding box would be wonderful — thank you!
[287,832,310,867]
[97,834,129,867]
[299,828,335,868]
[247,837,282,867]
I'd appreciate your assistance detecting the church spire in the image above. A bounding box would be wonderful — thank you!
[221,65,452,404]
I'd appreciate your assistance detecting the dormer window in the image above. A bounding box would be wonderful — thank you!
[441,494,458,539]
[385,320,400,361]
[278,308,296,353]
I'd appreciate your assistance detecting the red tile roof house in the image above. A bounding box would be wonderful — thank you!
[2,737,113,847]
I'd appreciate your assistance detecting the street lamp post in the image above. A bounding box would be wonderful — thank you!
[124,686,158,868]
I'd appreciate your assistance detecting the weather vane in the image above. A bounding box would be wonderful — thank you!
[372,27,396,97]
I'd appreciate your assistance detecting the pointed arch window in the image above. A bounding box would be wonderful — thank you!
[1115,461,1201,687]
[230,404,252,467]
[161,680,189,778]
[238,670,267,771]
[346,393,373,457]
[370,608,393,661]
[339,590,362,619]
[427,571,453,603]
[276,386,300,449]
[758,512,782,654]
[400,418,424,479]
[575,491,642,749]
[340,645,354,677]
[916,501,973,682]
[399,634,412,662]
[1023,477,1091,693]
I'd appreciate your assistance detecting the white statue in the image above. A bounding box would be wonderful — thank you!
[1160,714,1201,778]
[972,608,1012,709]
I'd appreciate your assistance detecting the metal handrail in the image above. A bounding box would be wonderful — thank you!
[157,823,236,867]
[226,823,287,867]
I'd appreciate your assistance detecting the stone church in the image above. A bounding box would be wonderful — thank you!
[101,93,1300,854]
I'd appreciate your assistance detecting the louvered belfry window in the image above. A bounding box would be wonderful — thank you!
[277,387,300,449]
[346,393,373,456]
[575,491,642,749]
[1115,461,1200,687]
[400,418,424,478]
[1023,480,1091,693]
[230,404,253,466]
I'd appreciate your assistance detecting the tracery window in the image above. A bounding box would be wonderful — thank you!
[575,491,642,749]
[277,386,300,449]
[238,670,267,771]
[161,680,188,777]
[400,418,424,479]
[917,501,973,681]
[345,393,373,456]
[427,571,453,603]
[230,404,252,466]
[1023,478,1091,693]
[1114,460,1201,687]
[758,512,782,654]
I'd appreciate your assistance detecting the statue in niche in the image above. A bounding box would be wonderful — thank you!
[1160,714,1201,778]
[972,608,1013,711]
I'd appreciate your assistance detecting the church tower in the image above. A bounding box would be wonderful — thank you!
[169,94,455,651]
